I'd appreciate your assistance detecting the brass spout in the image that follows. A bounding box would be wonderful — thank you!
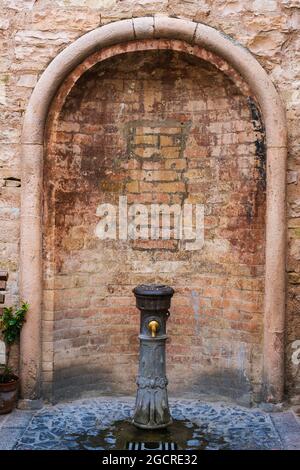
[148,320,159,338]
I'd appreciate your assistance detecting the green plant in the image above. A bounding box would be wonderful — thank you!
[0,302,28,383]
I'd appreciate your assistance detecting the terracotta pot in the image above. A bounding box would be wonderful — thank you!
[0,375,19,414]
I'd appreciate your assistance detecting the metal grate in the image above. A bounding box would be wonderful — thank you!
[126,441,178,450]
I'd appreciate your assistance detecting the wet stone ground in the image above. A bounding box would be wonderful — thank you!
[11,398,289,450]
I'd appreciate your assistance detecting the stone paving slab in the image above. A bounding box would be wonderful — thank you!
[0,398,299,450]
[271,412,300,450]
[0,410,34,450]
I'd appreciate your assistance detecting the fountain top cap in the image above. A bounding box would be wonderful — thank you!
[133,284,174,297]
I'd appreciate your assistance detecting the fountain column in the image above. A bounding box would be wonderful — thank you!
[132,284,174,430]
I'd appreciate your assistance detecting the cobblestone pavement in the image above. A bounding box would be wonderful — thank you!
[0,398,299,450]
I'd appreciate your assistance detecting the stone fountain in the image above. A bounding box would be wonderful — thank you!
[132,284,174,430]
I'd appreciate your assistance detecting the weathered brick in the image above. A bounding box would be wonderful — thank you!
[130,169,179,182]
[3,4,297,403]
[160,146,181,159]
[132,147,157,158]
[140,181,186,193]
[133,134,158,146]
[165,159,187,170]
[160,135,175,146]
[126,181,139,193]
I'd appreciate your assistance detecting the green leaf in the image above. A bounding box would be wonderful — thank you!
[0,302,29,346]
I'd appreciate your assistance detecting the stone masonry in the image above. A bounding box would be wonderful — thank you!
[0,1,299,405]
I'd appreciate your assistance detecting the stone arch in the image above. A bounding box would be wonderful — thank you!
[20,17,287,404]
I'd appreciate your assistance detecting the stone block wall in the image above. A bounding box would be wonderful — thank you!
[0,0,299,404]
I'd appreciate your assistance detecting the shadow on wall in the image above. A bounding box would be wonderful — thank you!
[170,369,252,407]
[52,362,253,407]
[52,361,138,403]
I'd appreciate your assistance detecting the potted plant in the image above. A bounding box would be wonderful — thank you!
[0,302,28,414]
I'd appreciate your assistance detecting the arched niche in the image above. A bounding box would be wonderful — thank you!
[20,17,287,405]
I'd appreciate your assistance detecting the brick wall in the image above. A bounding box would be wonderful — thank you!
[0,0,299,404]
[44,50,265,403]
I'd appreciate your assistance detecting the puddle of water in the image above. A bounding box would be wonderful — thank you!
[67,419,227,450]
